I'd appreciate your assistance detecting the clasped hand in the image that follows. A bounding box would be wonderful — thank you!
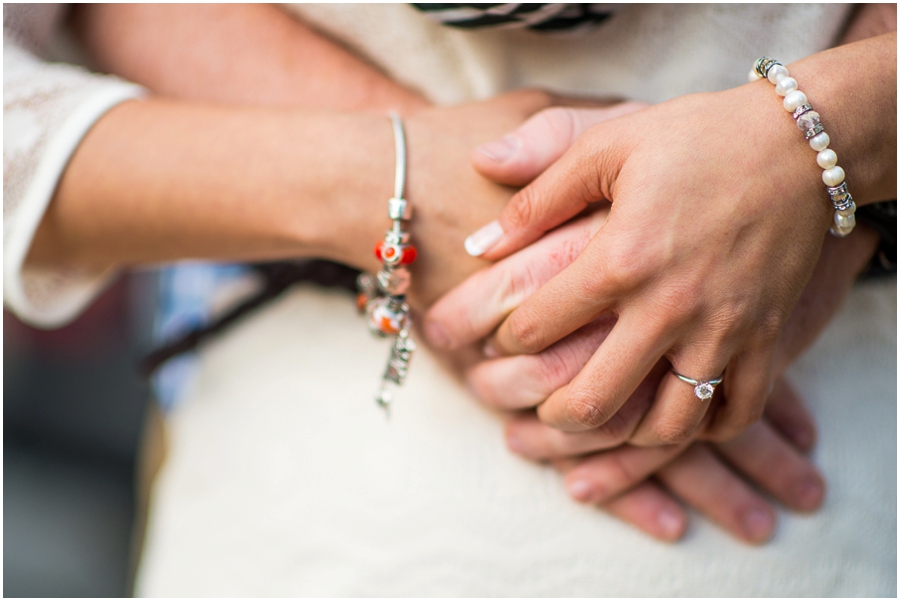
[425,94,874,542]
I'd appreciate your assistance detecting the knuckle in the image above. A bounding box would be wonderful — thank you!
[506,308,546,353]
[563,391,609,429]
[505,188,538,230]
[594,239,649,293]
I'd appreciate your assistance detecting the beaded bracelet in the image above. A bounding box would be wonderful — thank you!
[750,57,856,237]
[356,112,417,415]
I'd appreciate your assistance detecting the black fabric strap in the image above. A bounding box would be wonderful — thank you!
[139,260,359,378]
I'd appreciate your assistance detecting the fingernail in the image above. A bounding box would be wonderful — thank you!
[424,321,450,349]
[464,220,504,257]
[477,135,520,162]
[657,509,684,539]
[794,478,824,511]
[742,509,774,542]
[482,340,500,359]
[566,479,592,502]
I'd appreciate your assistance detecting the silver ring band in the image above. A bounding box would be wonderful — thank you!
[672,371,724,401]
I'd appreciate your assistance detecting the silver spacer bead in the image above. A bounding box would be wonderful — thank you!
[384,230,410,245]
[792,103,814,120]
[755,57,781,79]
[827,182,850,200]
[832,193,854,213]
[804,123,825,140]
[387,197,412,221]
[836,199,857,216]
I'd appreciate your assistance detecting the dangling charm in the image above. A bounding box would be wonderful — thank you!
[358,112,417,416]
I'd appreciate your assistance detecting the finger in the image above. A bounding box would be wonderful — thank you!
[488,239,624,356]
[466,317,615,410]
[601,481,688,542]
[704,343,775,442]
[464,120,630,260]
[561,443,689,505]
[762,377,817,453]
[423,215,599,351]
[714,420,826,513]
[536,313,673,431]
[503,377,660,458]
[629,343,732,446]
[656,445,777,544]
[472,103,648,187]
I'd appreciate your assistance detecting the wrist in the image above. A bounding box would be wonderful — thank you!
[286,111,394,273]
[784,33,897,206]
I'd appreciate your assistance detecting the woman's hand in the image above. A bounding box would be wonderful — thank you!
[451,34,895,444]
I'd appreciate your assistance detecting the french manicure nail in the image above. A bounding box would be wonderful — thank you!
[566,479,592,502]
[477,135,520,162]
[464,220,504,257]
[743,509,774,541]
[657,509,684,539]
[424,321,450,349]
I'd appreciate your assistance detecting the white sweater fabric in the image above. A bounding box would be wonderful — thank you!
[3,3,144,327]
[2,3,895,596]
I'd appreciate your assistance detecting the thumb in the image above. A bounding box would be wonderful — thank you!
[472,103,646,187]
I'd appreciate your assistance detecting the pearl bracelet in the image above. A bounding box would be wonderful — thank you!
[750,57,856,237]
[356,112,417,415]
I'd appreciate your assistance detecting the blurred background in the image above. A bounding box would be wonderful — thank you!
[4,272,157,597]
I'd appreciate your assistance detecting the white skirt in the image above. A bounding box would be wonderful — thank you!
[136,277,896,596]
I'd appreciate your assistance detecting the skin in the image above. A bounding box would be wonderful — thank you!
[24,3,851,543]
[449,32,896,445]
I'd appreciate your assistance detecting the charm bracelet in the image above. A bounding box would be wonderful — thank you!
[356,112,417,416]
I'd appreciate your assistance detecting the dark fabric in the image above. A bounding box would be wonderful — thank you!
[411,3,615,31]
[856,200,897,277]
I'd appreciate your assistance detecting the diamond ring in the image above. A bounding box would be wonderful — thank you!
[672,371,724,401]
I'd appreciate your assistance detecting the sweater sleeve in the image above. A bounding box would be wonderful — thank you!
[4,4,146,328]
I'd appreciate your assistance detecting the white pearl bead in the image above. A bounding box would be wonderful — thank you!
[775,77,798,96]
[767,64,789,84]
[816,149,837,169]
[809,132,830,151]
[748,69,762,82]
[830,224,853,237]
[837,200,857,217]
[834,212,856,229]
[783,90,808,112]
[822,166,846,187]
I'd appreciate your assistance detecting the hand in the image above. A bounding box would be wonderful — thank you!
[451,33,896,445]
[531,380,824,544]
[425,105,878,441]
[395,92,626,310]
